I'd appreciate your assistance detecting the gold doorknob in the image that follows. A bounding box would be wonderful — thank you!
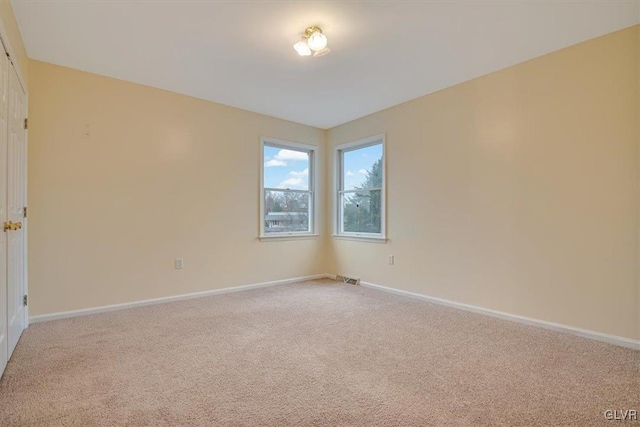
[14,222,21,230]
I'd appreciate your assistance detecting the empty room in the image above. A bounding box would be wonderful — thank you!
[0,0,638,425]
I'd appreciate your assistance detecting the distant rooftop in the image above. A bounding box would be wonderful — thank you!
[265,212,307,221]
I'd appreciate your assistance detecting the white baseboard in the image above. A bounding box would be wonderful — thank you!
[360,281,640,351]
[29,274,332,324]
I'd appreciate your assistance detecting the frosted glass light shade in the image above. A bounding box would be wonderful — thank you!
[293,40,311,56]
[307,31,327,51]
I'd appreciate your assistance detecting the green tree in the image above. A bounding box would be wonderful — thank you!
[343,158,382,233]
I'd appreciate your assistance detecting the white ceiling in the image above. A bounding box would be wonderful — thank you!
[11,0,640,129]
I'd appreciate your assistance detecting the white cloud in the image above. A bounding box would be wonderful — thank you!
[265,149,308,168]
[277,168,309,190]
[264,159,286,168]
[358,169,368,175]
[289,168,308,178]
[346,171,355,177]
[276,149,308,161]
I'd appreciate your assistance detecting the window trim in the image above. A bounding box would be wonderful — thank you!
[260,137,318,240]
[334,133,387,241]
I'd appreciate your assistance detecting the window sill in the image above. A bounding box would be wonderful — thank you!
[332,234,388,243]
[259,234,319,242]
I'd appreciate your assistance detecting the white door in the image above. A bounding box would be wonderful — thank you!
[6,63,25,358]
[0,47,9,374]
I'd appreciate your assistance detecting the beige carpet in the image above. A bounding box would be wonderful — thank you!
[0,279,637,426]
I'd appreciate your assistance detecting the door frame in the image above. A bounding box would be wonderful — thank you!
[0,16,28,329]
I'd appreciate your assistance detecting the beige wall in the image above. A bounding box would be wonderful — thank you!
[327,26,640,341]
[0,0,27,89]
[28,60,327,315]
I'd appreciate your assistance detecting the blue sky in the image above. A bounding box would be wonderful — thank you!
[343,144,383,190]
[264,146,309,190]
[263,143,382,191]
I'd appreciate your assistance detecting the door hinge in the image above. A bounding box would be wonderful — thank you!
[23,295,27,306]
[23,118,28,130]
[23,206,27,218]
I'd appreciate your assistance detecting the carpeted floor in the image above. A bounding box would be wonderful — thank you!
[0,279,637,426]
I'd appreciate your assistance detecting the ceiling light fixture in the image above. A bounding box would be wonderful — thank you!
[294,26,330,57]
[293,40,311,56]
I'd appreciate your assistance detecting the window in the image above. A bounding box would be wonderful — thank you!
[335,134,386,240]
[260,138,316,239]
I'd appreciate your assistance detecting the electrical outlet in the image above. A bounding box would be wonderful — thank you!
[388,255,394,265]
[175,258,184,270]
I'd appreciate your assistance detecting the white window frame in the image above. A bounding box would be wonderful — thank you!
[260,137,318,241]
[333,134,387,242]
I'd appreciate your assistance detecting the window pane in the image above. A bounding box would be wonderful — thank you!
[264,190,310,233]
[264,145,309,191]
[341,190,382,234]
[342,143,382,191]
